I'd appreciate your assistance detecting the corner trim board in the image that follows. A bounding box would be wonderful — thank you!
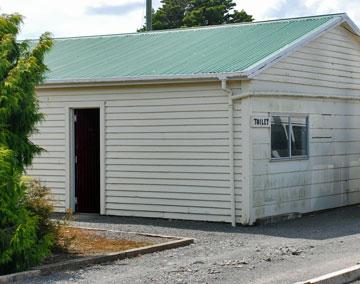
[220,79,236,226]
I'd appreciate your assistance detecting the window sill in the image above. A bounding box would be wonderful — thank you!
[270,156,309,162]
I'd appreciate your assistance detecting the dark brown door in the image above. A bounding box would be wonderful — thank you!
[74,108,100,213]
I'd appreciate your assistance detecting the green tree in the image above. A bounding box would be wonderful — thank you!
[0,149,54,275]
[152,0,188,30]
[228,9,254,23]
[138,0,253,31]
[0,13,54,275]
[0,13,52,171]
[183,0,253,26]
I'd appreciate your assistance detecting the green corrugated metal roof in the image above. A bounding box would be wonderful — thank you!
[44,14,345,83]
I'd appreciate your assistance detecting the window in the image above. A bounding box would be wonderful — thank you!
[271,115,308,159]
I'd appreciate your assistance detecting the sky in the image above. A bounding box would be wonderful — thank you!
[1,0,359,39]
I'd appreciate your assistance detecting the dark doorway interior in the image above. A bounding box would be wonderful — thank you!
[74,108,100,213]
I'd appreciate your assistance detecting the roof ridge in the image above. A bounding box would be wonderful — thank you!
[47,13,345,41]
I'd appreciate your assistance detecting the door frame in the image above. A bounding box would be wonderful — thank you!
[64,101,105,215]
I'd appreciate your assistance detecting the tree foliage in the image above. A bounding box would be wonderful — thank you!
[183,0,253,26]
[139,0,253,31]
[0,149,54,275]
[150,0,189,30]
[0,13,52,171]
[0,13,54,275]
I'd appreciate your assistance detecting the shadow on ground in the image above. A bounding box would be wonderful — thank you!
[54,205,360,241]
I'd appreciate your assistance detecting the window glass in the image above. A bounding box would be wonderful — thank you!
[291,117,308,156]
[271,115,309,159]
[271,116,289,158]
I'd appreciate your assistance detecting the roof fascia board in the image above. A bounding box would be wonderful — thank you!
[341,14,360,36]
[244,15,345,79]
[39,74,246,89]
[41,72,247,87]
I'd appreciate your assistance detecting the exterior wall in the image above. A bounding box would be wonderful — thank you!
[28,82,243,223]
[248,24,360,221]
[249,96,360,220]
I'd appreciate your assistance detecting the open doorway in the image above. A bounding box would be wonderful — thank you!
[74,108,100,213]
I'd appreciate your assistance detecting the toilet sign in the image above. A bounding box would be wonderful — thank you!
[251,116,270,128]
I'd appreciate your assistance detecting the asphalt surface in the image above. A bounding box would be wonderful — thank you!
[19,205,360,284]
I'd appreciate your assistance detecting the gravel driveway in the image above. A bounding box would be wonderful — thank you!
[19,205,360,284]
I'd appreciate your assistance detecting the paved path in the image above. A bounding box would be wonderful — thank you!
[20,205,360,284]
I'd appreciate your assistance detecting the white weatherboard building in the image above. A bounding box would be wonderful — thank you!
[29,14,360,225]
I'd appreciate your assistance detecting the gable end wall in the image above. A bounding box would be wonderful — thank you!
[248,25,360,220]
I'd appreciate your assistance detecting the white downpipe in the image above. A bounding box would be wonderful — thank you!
[220,78,236,227]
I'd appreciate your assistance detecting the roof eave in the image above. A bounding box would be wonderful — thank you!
[39,72,249,88]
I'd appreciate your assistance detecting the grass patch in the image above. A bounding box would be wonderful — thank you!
[57,227,152,255]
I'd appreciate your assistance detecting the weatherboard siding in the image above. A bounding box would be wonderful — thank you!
[29,82,241,222]
[249,25,360,220]
[251,25,360,94]
[104,88,230,222]
[27,104,67,212]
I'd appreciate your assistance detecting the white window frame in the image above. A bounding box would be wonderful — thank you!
[270,113,309,161]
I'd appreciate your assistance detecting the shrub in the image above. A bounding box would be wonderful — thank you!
[0,149,54,275]
[23,177,58,246]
